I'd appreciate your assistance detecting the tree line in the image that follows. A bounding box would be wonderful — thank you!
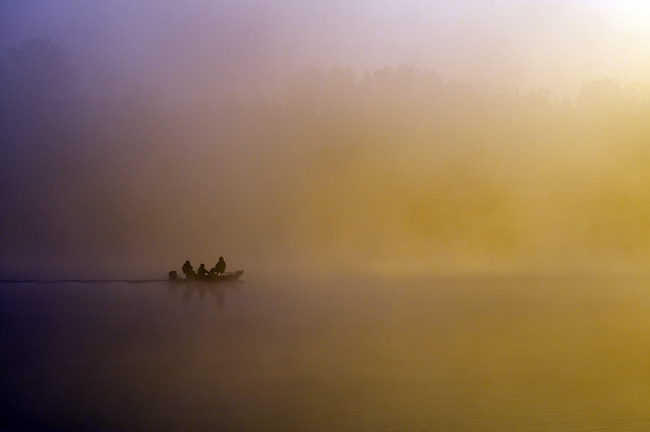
[2,38,650,276]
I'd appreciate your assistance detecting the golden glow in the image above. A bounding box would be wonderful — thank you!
[2,2,650,277]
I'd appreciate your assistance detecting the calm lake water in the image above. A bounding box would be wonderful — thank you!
[2,275,650,431]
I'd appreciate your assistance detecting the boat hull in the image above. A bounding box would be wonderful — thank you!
[168,270,244,283]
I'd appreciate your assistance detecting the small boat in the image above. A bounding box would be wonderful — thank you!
[168,270,244,283]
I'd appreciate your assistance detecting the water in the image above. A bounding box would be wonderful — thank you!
[2,275,650,431]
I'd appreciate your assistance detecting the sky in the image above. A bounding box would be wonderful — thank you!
[2,0,650,278]
[2,0,650,100]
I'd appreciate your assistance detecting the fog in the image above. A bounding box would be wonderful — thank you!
[2,1,650,278]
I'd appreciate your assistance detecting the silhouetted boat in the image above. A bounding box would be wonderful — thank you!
[168,270,244,283]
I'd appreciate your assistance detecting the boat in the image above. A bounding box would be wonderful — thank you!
[168,270,244,283]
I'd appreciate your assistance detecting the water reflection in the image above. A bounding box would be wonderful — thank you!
[2,276,650,431]
[167,280,242,307]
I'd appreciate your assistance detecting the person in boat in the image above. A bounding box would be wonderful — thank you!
[197,263,209,279]
[213,257,226,276]
[182,260,196,279]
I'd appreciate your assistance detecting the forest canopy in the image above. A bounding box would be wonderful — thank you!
[2,38,650,278]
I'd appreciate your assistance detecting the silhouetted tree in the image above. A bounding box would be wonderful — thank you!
[282,65,325,118]
[4,37,79,113]
[0,59,9,133]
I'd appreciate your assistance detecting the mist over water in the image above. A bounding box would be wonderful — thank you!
[4,3,650,430]
[2,2,650,277]
[2,60,650,277]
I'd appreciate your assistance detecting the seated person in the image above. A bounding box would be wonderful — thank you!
[214,257,226,275]
[197,263,209,279]
[182,260,196,279]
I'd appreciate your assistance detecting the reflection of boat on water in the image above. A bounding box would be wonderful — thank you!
[167,271,244,306]
[167,270,244,283]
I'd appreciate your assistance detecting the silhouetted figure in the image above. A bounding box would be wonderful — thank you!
[197,263,209,279]
[182,260,195,279]
[214,257,226,275]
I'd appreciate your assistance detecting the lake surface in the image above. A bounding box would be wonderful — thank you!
[2,275,650,431]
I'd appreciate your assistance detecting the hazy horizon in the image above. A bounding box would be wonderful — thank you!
[2,1,650,278]
[3,1,650,101]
